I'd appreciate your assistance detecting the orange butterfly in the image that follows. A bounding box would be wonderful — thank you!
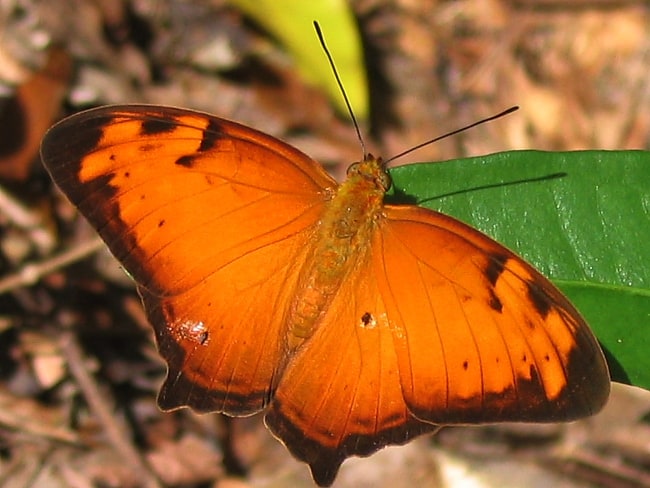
[41,105,610,486]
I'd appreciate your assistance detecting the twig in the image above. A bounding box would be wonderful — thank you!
[58,331,162,488]
[0,237,105,294]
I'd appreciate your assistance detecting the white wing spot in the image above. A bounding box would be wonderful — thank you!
[171,319,209,345]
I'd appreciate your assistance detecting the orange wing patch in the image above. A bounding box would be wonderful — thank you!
[41,105,610,487]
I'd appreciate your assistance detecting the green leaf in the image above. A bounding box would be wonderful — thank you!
[388,150,650,390]
[227,0,367,118]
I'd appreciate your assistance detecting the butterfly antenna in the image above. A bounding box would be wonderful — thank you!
[313,21,367,158]
[385,106,519,165]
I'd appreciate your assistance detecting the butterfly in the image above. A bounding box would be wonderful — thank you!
[41,105,610,486]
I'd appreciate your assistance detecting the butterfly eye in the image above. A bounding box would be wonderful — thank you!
[346,161,361,176]
[377,170,391,191]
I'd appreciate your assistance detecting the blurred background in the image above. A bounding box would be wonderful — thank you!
[0,1,649,486]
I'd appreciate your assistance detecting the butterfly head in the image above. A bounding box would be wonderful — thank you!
[346,153,391,193]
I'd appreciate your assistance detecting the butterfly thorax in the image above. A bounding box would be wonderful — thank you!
[286,155,389,351]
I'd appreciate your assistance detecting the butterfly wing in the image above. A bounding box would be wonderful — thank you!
[377,205,609,423]
[41,105,337,415]
[265,204,609,486]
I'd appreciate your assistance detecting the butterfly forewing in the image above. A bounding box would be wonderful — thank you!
[41,105,337,415]
[378,205,609,423]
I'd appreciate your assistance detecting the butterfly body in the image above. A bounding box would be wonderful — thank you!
[41,105,610,487]
[288,155,387,349]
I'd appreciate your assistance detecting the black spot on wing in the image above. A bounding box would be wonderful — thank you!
[198,331,209,345]
[175,155,195,167]
[527,281,552,318]
[173,119,225,167]
[488,289,503,312]
[140,117,177,135]
[485,254,508,286]
[360,312,373,325]
[199,118,222,152]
